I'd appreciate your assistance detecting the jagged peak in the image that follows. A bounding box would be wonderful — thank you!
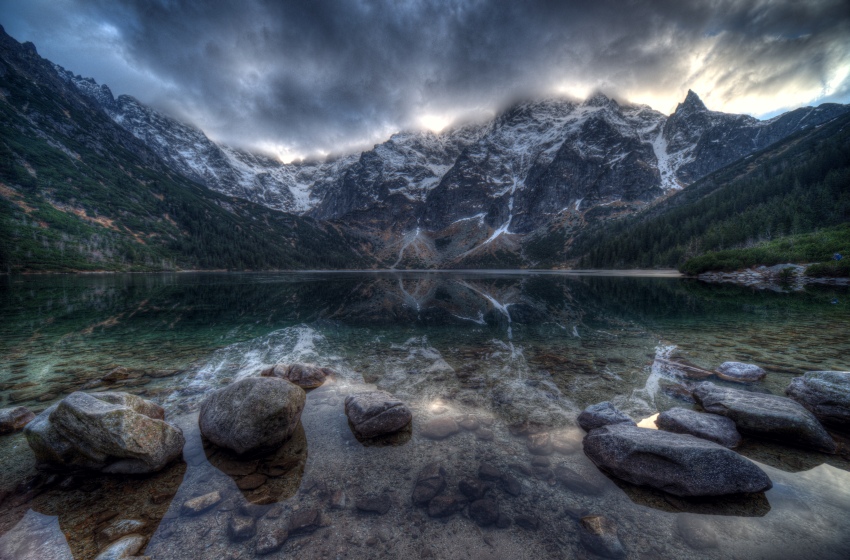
[582,91,620,109]
[674,89,708,114]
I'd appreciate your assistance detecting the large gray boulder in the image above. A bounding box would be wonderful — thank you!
[199,377,305,455]
[786,371,850,432]
[261,362,333,389]
[577,402,635,432]
[583,424,772,497]
[24,392,184,473]
[715,362,766,383]
[656,407,742,448]
[693,382,836,454]
[344,390,412,439]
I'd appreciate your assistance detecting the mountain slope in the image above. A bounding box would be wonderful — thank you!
[0,27,369,272]
[567,111,850,269]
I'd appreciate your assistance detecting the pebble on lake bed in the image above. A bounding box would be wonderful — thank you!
[0,406,35,434]
[421,416,460,439]
[181,491,222,516]
[579,516,626,559]
[344,390,413,439]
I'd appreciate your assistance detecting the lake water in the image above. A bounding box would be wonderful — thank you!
[0,271,848,559]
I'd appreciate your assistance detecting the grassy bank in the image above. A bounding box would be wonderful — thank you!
[679,223,850,276]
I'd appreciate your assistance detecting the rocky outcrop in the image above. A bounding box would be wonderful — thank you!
[656,407,742,448]
[199,377,305,455]
[786,371,850,432]
[578,402,635,432]
[583,424,772,496]
[344,390,412,439]
[24,392,184,473]
[692,382,837,454]
[261,363,333,389]
[715,362,767,383]
[0,406,35,434]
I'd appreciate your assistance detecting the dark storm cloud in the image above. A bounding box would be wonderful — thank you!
[4,0,849,157]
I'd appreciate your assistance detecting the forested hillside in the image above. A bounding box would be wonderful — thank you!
[0,32,369,273]
[569,112,850,269]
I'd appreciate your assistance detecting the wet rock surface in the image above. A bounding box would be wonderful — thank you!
[199,377,305,455]
[24,392,184,473]
[261,362,333,389]
[583,424,773,496]
[715,361,767,382]
[656,407,742,448]
[693,382,837,453]
[578,402,636,432]
[786,371,850,431]
[0,406,35,434]
[344,390,412,439]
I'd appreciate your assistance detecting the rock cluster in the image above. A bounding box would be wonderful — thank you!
[24,392,184,474]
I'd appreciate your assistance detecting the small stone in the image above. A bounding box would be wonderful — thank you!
[458,479,489,500]
[427,494,466,518]
[239,502,269,518]
[527,432,554,455]
[262,363,333,389]
[579,516,626,559]
[551,432,582,454]
[0,406,36,434]
[356,494,392,515]
[475,428,494,441]
[478,461,502,481]
[715,362,767,383]
[102,368,130,383]
[421,417,460,439]
[236,473,268,491]
[328,489,346,509]
[458,416,480,431]
[181,491,221,516]
[94,535,146,560]
[412,463,446,505]
[514,514,539,530]
[256,526,288,555]
[508,462,533,477]
[577,402,635,432]
[553,466,605,496]
[289,508,322,534]
[500,474,522,497]
[227,515,256,541]
[98,519,147,543]
[469,499,499,527]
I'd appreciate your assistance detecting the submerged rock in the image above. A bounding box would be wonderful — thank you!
[656,407,742,448]
[355,494,392,515]
[24,392,184,473]
[199,377,305,455]
[421,416,460,439]
[412,462,447,505]
[469,499,499,527]
[228,515,257,541]
[715,362,767,383]
[553,465,606,496]
[181,491,222,516]
[577,402,635,432]
[427,493,466,518]
[256,526,288,555]
[0,406,35,434]
[583,424,772,496]
[579,516,626,559]
[344,390,412,439]
[693,382,837,453]
[261,362,334,389]
[786,371,850,431]
[93,534,146,560]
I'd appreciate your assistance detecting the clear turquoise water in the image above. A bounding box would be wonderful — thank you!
[0,272,848,559]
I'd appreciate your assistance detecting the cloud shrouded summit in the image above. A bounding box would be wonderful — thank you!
[4,0,849,159]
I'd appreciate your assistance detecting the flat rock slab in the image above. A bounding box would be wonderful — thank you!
[715,362,767,383]
[656,407,742,448]
[199,377,305,455]
[693,382,837,454]
[786,371,850,432]
[583,424,772,497]
[344,391,412,439]
[578,402,635,432]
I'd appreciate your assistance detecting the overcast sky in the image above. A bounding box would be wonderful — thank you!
[4,0,849,161]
